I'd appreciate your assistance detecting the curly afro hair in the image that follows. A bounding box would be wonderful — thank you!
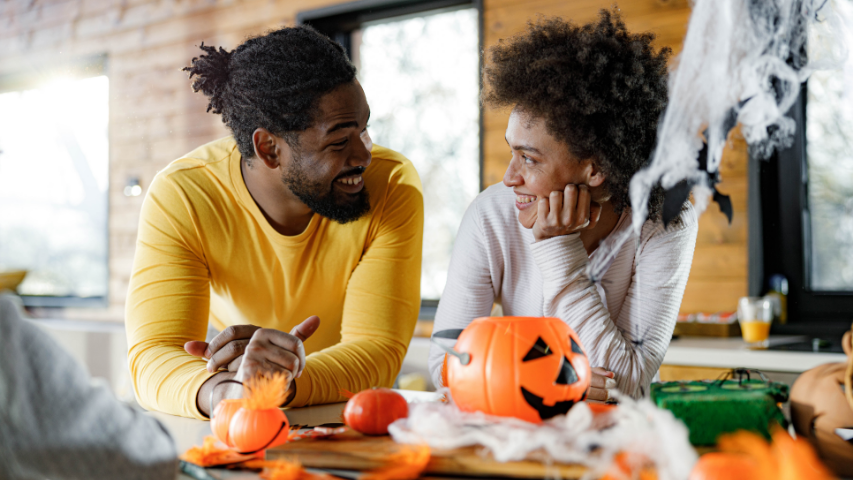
[484,9,671,220]
[183,26,356,162]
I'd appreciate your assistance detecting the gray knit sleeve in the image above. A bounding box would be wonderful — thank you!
[0,293,178,480]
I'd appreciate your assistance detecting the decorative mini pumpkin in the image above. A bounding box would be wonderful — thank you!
[210,373,291,453]
[446,316,591,423]
[343,387,409,435]
[229,407,290,453]
[211,398,244,448]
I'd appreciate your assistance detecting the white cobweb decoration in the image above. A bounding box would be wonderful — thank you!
[389,389,696,480]
[589,0,848,280]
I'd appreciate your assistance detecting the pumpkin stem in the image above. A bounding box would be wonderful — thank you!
[243,372,290,410]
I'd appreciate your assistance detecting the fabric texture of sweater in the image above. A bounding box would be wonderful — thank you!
[126,136,424,419]
[429,183,698,398]
[0,293,177,480]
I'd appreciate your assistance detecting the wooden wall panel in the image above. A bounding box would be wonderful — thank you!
[1,0,747,317]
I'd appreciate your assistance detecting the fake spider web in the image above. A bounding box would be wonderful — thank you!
[389,390,696,480]
[589,0,849,281]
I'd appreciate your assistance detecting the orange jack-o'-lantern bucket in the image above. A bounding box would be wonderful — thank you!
[445,316,591,423]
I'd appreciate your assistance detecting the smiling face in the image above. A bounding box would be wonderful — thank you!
[279,80,373,223]
[502,108,606,229]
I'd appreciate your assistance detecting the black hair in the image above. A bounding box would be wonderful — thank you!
[484,9,671,220]
[183,26,357,161]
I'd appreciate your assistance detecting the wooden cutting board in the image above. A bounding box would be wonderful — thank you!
[268,429,587,478]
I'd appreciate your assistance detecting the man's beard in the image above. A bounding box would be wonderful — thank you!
[281,155,370,224]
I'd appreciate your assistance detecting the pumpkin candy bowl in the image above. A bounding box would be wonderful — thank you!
[343,387,409,435]
[447,316,591,424]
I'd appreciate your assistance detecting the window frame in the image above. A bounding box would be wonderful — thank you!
[297,0,484,193]
[0,54,110,308]
[752,82,853,334]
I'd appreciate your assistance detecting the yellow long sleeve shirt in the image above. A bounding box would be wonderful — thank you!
[125,136,424,419]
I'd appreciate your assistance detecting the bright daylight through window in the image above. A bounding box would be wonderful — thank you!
[0,75,109,300]
[355,7,480,300]
[806,0,853,291]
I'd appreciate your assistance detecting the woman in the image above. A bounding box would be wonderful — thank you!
[429,10,698,402]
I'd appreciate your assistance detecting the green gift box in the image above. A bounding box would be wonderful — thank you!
[650,376,789,446]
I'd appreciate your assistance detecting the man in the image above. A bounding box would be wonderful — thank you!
[126,26,424,419]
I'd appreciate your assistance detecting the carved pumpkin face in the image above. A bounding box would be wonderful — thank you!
[447,316,591,423]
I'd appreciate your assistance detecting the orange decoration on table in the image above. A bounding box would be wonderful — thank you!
[227,372,291,453]
[689,428,837,480]
[211,398,244,448]
[180,435,263,467]
[244,459,336,480]
[361,445,431,480]
[601,451,658,480]
[447,316,591,423]
[688,452,760,480]
[343,387,409,435]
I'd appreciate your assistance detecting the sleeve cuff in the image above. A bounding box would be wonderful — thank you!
[529,233,587,281]
[187,368,219,421]
[285,368,312,408]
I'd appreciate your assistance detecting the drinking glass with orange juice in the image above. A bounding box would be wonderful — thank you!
[737,297,773,348]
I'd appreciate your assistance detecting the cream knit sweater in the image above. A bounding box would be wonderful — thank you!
[429,183,698,398]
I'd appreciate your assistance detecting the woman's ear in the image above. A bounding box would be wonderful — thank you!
[586,160,606,188]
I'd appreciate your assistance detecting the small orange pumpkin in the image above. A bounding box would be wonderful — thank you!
[211,398,244,447]
[343,387,409,435]
[447,316,591,423]
[216,373,291,453]
[229,407,290,453]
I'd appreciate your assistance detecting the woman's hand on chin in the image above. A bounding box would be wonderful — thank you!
[530,184,602,242]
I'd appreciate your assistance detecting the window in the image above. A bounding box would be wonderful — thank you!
[804,52,853,291]
[0,68,109,306]
[755,81,853,327]
[300,0,482,304]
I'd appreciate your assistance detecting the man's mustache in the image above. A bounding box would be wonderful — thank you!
[334,166,366,181]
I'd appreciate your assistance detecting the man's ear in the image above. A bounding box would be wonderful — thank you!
[586,160,606,188]
[252,128,281,169]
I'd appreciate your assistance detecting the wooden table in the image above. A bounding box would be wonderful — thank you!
[152,390,593,479]
[150,390,447,479]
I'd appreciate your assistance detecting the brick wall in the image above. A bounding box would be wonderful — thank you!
[0,0,746,318]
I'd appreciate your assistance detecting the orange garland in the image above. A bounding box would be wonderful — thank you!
[689,428,836,480]
[361,445,431,480]
[180,436,262,467]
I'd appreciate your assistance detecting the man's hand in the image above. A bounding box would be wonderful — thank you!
[193,316,321,416]
[586,366,617,402]
[233,316,320,382]
[185,325,260,373]
[532,184,602,242]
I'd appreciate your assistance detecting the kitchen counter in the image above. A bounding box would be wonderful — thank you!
[663,335,847,373]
